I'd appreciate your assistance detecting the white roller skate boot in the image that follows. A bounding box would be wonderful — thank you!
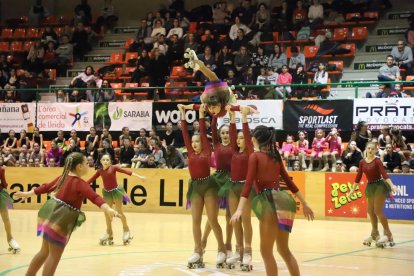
[376,234,395,248]
[99,233,113,245]
[187,252,204,269]
[363,232,379,246]
[8,239,20,254]
[123,231,133,245]
[226,250,240,269]
[241,247,253,271]
[216,251,227,268]
[184,48,201,71]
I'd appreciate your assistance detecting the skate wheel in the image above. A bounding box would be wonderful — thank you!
[389,242,395,247]
[108,241,114,245]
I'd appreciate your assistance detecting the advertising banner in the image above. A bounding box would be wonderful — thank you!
[37,103,94,131]
[0,103,36,132]
[93,102,152,131]
[282,172,306,215]
[284,100,354,131]
[384,174,414,220]
[218,100,283,129]
[353,98,414,130]
[152,101,198,126]
[325,173,367,218]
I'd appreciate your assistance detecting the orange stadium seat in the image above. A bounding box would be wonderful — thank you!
[13,28,26,39]
[1,28,13,39]
[105,52,123,65]
[23,41,34,51]
[0,42,9,52]
[285,46,301,58]
[351,27,368,41]
[124,37,134,49]
[110,83,123,95]
[304,45,318,58]
[10,41,23,52]
[333,28,348,41]
[26,28,40,39]
[124,52,138,63]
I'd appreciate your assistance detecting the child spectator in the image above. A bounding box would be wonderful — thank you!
[140,154,157,168]
[46,140,63,167]
[306,129,327,171]
[341,141,362,172]
[119,138,135,168]
[276,64,292,98]
[2,148,16,166]
[166,145,185,169]
[383,143,401,173]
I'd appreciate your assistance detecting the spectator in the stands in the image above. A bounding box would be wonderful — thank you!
[257,67,279,99]
[70,65,98,87]
[308,0,324,27]
[234,45,250,75]
[28,0,49,26]
[391,40,413,76]
[140,154,157,168]
[25,40,44,75]
[62,139,81,165]
[239,67,255,98]
[166,34,183,63]
[164,12,173,32]
[0,54,12,73]
[153,34,168,55]
[312,62,329,98]
[148,48,168,99]
[152,11,166,28]
[175,11,190,31]
[101,138,116,163]
[6,69,20,88]
[131,19,152,52]
[232,0,255,26]
[42,26,59,45]
[250,45,269,74]
[0,70,7,88]
[131,49,150,83]
[366,84,390,98]
[74,0,92,26]
[276,64,293,98]
[383,143,401,173]
[198,46,217,71]
[341,141,362,172]
[268,44,287,71]
[288,46,306,71]
[68,89,86,102]
[407,23,414,50]
[174,121,185,148]
[254,3,271,31]
[378,55,400,90]
[167,18,183,39]
[401,161,412,174]
[46,140,63,167]
[83,141,98,163]
[213,1,230,34]
[55,89,68,102]
[55,35,73,74]
[351,121,372,153]
[159,122,175,146]
[293,0,308,28]
[2,148,16,167]
[60,25,73,43]
[166,145,185,169]
[273,1,290,30]
[95,0,118,34]
[151,19,166,40]
[3,86,17,103]
[225,69,240,90]
[390,127,411,161]
[231,28,249,53]
[119,137,135,168]
[72,22,91,61]
[184,33,199,52]
[199,29,217,53]
[229,16,251,41]
[131,140,150,168]
[43,41,57,68]
[94,79,115,102]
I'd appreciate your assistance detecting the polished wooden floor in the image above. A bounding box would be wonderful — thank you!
[0,210,413,275]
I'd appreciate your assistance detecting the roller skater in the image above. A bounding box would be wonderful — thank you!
[240,247,253,271]
[187,252,205,269]
[99,233,114,245]
[123,231,133,245]
[8,238,21,254]
[349,142,399,250]
[363,232,379,246]
[225,248,240,269]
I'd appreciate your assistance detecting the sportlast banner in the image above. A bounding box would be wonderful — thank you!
[217,100,283,129]
[0,103,36,132]
[283,100,354,131]
[325,173,414,220]
[353,98,414,130]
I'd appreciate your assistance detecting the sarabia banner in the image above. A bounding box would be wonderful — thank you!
[37,103,94,131]
[353,98,414,130]
[93,102,152,131]
[325,173,367,218]
[218,100,283,129]
[0,103,36,132]
[384,174,414,220]
[152,101,198,126]
[283,100,354,131]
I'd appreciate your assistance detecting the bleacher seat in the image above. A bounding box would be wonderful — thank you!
[350,27,367,41]
[403,76,414,92]
[1,28,13,39]
[170,66,191,80]
[0,42,9,52]
[10,41,23,52]
[124,52,138,64]
[105,52,123,65]
[23,41,34,52]
[124,38,134,49]
[110,82,123,95]
[304,45,318,58]
[26,28,40,39]
[333,28,348,41]
[13,28,26,39]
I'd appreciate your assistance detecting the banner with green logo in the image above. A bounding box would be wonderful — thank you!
[94,102,152,131]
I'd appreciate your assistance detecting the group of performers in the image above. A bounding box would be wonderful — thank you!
[0,49,400,275]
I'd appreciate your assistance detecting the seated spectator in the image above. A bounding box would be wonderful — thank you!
[166,34,184,63]
[70,66,98,87]
[119,137,135,168]
[130,48,150,83]
[366,84,389,98]
[293,0,308,28]
[46,140,63,166]
[390,127,411,160]
[20,158,27,167]
[216,45,233,79]
[54,130,66,148]
[152,11,165,28]
[94,80,115,102]
[200,29,218,53]
[99,128,112,150]
[140,154,157,168]
[312,62,329,98]
[407,22,414,50]
[29,143,45,166]
[234,46,250,74]
[19,144,30,162]
[166,145,185,168]
[42,26,58,45]
[383,143,401,173]
[183,33,199,52]
[131,140,151,168]
[69,129,81,147]
[118,126,132,148]
[95,0,118,34]
[292,160,301,171]
[250,45,269,75]
[213,2,229,34]
[391,40,413,76]
[28,0,49,26]
[225,69,240,90]
[256,67,278,99]
[239,67,255,98]
[254,3,271,31]
[153,34,169,56]
[273,1,290,30]
[48,157,57,167]
[2,147,16,166]
[378,55,400,90]
[0,70,7,88]
[308,0,324,27]
[27,158,34,167]
[72,22,91,61]
[25,40,44,74]
[159,122,175,146]
[174,121,185,148]
[157,158,168,168]
[43,41,58,68]
[335,160,346,172]
[341,141,362,172]
[289,46,306,71]
[151,19,166,40]
[61,25,74,42]
[401,161,412,174]
[74,0,92,26]
[130,19,152,52]
[292,64,308,99]
[268,44,287,72]
[3,85,18,103]
[54,35,73,75]
[34,158,42,167]
[83,141,98,163]
[276,65,292,98]
[62,139,81,164]
[100,138,115,163]
[148,48,168,99]
[3,129,17,150]
[176,11,190,31]
[150,138,163,163]
[229,16,251,41]
[167,18,183,39]
[68,89,86,102]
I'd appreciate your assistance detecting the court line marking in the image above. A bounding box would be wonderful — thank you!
[304,239,414,263]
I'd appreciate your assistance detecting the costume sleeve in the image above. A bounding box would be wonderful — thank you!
[0,168,7,188]
[199,118,210,156]
[34,176,60,195]
[354,160,364,183]
[78,180,106,207]
[376,158,390,180]
[230,122,237,152]
[114,165,133,176]
[211,116,219,146]
[85,170,101,185]
[181,119,194,154]
[243,122,254,155]
[230,105,241,111]
[280,163,299,193]
[241,153,258,198]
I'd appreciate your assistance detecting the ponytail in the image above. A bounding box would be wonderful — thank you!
[252,125,282,163]
[52,152,85,195]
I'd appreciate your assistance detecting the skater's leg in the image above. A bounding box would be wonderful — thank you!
[275,230,300,276]
[42,241,64,276]
[225,207,233,251]
[306,153,315,171]
[367,197,379,236]
[228,190,243,255]
[26,239,49,276]
[241,198,253,249]
[321,152,330,171]
[373,191,391,236]
[0,207,13,241]
[201,221,211,251]
[259,213,277,275]
[104,205,114,237]
[191,196,204,255]
[204,194,226,253]
[114,199,129,232]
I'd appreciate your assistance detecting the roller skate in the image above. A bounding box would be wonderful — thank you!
[8,239,20,254]
[184,48,201,71]
[123,231,133,245]
[187,252,205,269]
[363,233,379,246]
[240,251,253,272]
[99,233,114,245]
[226,250,240,269]
[376,235,395,248]
[216,251,227,268]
